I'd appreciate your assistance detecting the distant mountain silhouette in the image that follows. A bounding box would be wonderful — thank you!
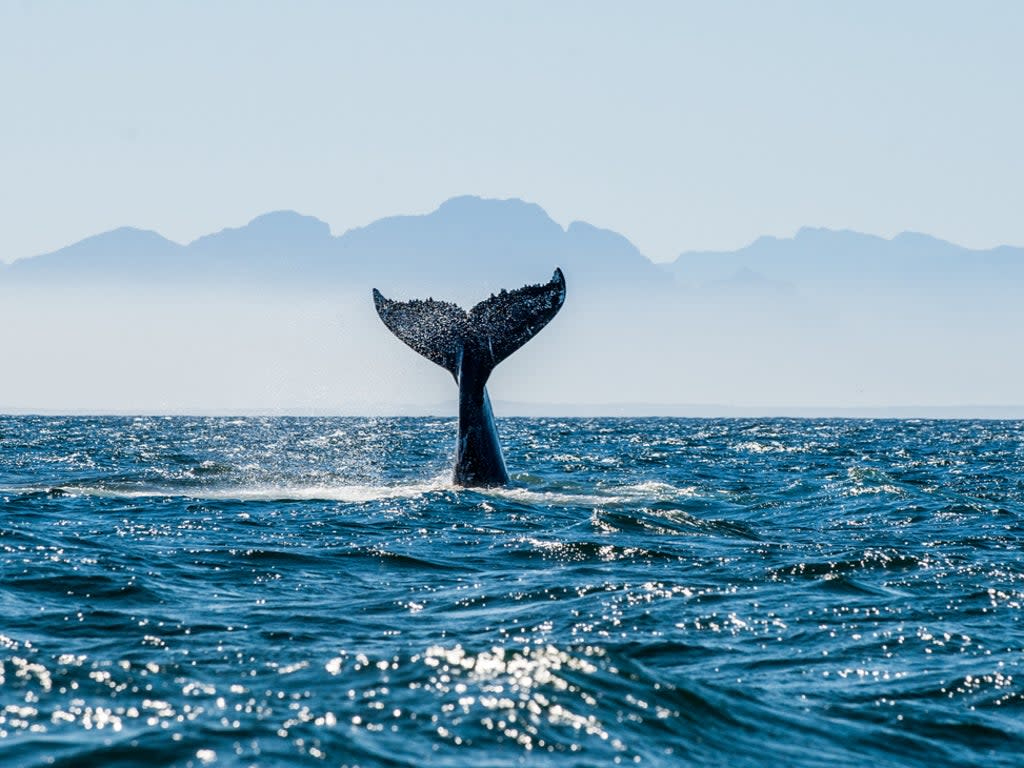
[669,226,1024,298]
[8,198,1021,303]
[2,196,667,301]
[4,195,1023,342]
[7,227,184,278]
[192,210,333,250]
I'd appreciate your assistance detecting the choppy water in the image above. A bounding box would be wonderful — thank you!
[0,416,1022,767]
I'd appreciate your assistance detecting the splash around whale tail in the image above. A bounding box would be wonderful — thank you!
[372,268,566,380]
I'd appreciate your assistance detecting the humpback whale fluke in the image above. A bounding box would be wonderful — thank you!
[373,268,567,487]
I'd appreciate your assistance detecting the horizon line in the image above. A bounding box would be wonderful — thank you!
[3,404,1024,420]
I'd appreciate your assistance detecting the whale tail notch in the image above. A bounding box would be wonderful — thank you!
[373,268,566,379]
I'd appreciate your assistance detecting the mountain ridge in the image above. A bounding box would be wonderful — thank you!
[9,195,1023,270]
[3,196,1023,304]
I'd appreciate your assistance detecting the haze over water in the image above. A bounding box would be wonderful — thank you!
[1,416,1021,766]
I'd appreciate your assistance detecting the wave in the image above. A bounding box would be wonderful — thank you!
[0,481,449,504]
[0,478,708,507]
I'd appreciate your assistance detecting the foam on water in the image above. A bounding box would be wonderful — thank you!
[0,477,702,509]
[1,480,449,504]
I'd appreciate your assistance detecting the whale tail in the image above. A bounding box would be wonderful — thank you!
[372,268,566,486]
[372,268,566,380]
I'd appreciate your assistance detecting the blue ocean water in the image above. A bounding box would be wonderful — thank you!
[0,416,1022,767]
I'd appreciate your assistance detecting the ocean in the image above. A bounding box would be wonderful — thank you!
[0,416,1021,767]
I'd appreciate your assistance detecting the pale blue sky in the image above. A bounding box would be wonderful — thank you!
[2,1,1022,264]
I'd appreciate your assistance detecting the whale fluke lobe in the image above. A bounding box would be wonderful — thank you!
[468,269,567,373]
[373,268,566,487]
[372,291,468,376]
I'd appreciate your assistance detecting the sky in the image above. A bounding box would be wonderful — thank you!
[2,1,1023,265]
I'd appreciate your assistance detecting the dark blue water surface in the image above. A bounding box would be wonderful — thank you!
[1,417,1022,767]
